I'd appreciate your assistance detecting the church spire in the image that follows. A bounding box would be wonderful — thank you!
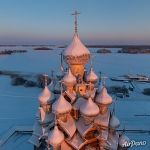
[72,10,80,35]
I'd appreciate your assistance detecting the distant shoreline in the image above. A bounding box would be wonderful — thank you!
[0,45,150,49]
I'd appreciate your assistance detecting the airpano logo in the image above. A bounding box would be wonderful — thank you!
[123,140,147,148]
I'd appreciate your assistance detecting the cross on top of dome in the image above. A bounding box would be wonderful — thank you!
[72,10,80,35]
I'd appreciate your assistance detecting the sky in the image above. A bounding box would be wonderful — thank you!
[0,0,150,45]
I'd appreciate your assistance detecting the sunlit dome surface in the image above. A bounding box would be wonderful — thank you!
[86,67,98,82]
[38,86,54,105]
[64,34,90,56]
[52,94,72,114]
[96,87,113,105]
[63,68,76,85]
[48,125,64,146]
[80,97,99,116]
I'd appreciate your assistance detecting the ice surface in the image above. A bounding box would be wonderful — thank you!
[0,47,150,149]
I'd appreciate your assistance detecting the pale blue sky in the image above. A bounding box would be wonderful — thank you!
[0,0,150,44]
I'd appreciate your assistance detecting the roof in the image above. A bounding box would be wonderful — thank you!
[118,134,130,148]
[76,117,95,138]
[39,107,54,125]
[61,141,72,150]
[80,97,99,117]
[64,34,90,56]
[28,134,41,147]
[48,126,64,146]
[86,67,98,82]
[109,114,120,129]
[95,87,113,105]
[73,97,87,109]
[58,114,76,139]
[66,131,85,150]
[107,132,119,150]
[52,94,72,114]
[96,129,109,141]
[94,109,110,128]
[63,68,76,86]
[32,122,42,137]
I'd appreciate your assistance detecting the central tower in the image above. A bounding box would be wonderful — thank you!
[63,11,91,78]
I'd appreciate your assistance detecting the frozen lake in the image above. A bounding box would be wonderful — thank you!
[0,46,150,149]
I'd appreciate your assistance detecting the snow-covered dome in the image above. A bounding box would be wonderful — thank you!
[95,87,112,105]
[109,114,120,129]
[63,68,76,86]
[119,134,130,148]
[48,126,64,146]
[64,34,90,56]
[52,94,72,114]
[39,86,54,105]
[86,67,98,82]
[80,97,99,116]
[63,34,90,65]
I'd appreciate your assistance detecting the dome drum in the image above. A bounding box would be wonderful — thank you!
[64,54,90,65]
[98,105,109,115]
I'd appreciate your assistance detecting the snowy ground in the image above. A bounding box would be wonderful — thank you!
[0,47,150,149]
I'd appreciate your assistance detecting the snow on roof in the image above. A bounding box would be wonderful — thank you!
[109,114,120,129]
[38,86,54,105]
[66,131,85,150]
[107,132,119,150]
[86,67,98,82]
[32,122,42,137]
[28,134,41,147]
[61,141,72,150]
[52,94,72,114]
[95,87,113,105]
[58,114,76,139]
[64,34,90,56]
[94,109,110,127]
[76,117,95,137]
[39,107,54,124]
[63,68,76,86]
[80,97,99,116]
[118,134,130,148]
[48,126,64,146]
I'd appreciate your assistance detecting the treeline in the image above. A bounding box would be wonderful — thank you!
[118,48,150,54]
[0,50,27,55]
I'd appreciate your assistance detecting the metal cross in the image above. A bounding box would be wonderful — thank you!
[72,11,80,35]
[43,74,48,86]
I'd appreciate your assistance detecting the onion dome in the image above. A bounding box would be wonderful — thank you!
[39,86,54,105]
[63,68,76,86]
[86,67,98,83]
[63,34,90,65]
[95,87,112,105]
[109,114,120,129]
[52,94,72,114]
[48,126,64,146]
[119,134,130,148]
[80,97,99,117]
